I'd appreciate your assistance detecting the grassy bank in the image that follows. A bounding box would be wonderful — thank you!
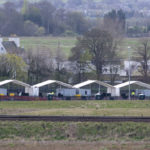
[1,100,150,109]
[0,121,150,141]
[1,100,150,116]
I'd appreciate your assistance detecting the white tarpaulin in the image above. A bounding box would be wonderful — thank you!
[0,80,31,88]
[73,80,114,89]
[114,81,150,89]
[33,80,73,88]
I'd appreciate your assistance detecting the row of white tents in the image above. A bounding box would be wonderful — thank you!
[0,79,150,97]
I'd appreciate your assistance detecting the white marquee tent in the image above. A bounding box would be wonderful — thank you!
[1,79,150,98]
[114,81,150,96]
[73,80,116,96]
[0,79,32,95]
[32,80,73,96]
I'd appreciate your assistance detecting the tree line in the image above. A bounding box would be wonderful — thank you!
[0,1,90,36]
[1,1,150,37]
[0,1,126,37]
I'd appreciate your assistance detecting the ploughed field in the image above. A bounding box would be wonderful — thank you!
[1,100,150,116]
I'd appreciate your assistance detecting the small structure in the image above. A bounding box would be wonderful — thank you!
[0,37,23,55]
[136,89,150,97]
[73,80,115,96]
[9,37,20,47]
[114,81,150,97]
[56,88,91,97]
[0,88,7,95]
[32,80,73,97]
[0,38,6,54]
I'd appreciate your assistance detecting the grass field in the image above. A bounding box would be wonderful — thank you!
[1,100,150,116]
[0,121,150,141]
[20,36,76,57]
[119,38,141,57]
[0,101,150,149]
[20,36,142,58]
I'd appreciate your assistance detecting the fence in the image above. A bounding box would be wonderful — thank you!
[0,96,47,101]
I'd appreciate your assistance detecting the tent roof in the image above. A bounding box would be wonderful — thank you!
[33,80,73,88]
[73,80,114,89]
[0,80,31,88]
[114,81,150,89]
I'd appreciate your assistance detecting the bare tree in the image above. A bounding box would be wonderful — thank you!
[103,9,126,38]
[79,28,117,80]
[69,38,90,83]
[36,1,55,34]
[136,38,150,82]
[54,41,67,81]
[25,46,54,84]
[107,60,120,85]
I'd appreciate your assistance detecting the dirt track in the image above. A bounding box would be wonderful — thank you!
[1,141,150,150]
[1,115,150,122]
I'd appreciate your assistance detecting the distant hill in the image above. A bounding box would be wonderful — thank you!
[1,0,149,5]
[1,0,150,18]
[0,0,42,4]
